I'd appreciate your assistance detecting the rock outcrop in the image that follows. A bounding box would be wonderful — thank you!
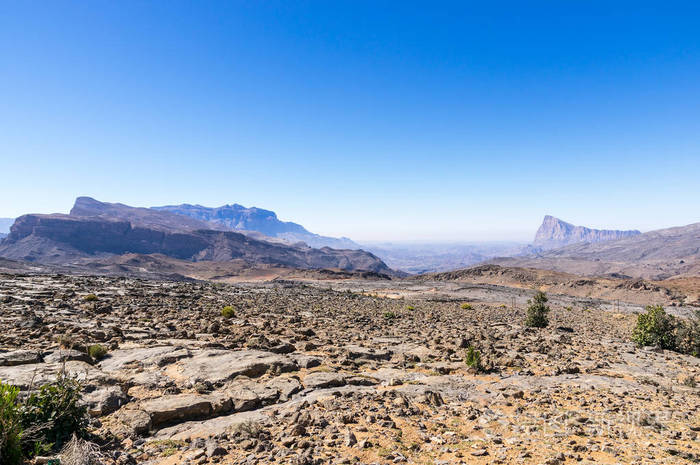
[534,215,641,249]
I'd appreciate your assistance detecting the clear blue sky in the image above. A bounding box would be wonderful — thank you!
[1,1,699,241]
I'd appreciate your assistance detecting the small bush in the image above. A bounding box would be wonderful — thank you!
[631,306,700,356]
[0,382,23,465]
[384,311,397,320]
[20,374,88,455]
[221,306,235,319]
[632,305,677,350]
[465,346,483,373]
[82,294,98,302]
[460,303,473,310]
[87,344,108,361]
[525,291,550,328]
[675,310,700,357]
[405,305,415,311]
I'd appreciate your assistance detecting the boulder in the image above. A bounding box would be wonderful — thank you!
[0,349,42,366]
[140,394,214,427]
[303,372,346,389]
[168,349,297,385]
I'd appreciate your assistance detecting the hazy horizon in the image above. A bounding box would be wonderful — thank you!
[0,195,685,243]
[2,2,699,241]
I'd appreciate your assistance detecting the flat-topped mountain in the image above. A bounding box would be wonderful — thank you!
[534,215,641,249]
[71,196,219,232]
[153,203,359,249]
[0,198,392,274]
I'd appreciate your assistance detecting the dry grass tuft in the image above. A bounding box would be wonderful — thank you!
[59,435,105,465]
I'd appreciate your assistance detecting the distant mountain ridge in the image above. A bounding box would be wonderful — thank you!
[534,215,641,249]
[492,221,700,280]
[153,203,359,249]
[0,198,392,274]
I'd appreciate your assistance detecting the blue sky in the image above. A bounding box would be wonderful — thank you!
[1,1,699,241]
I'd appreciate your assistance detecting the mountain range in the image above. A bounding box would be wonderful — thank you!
[492,220,700,280]
[1,200,698,280]
[0,197,391,275]
[153,203,359,249]
[533,215,641,249]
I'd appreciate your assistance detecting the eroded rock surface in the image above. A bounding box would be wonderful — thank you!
[0,273,698,465]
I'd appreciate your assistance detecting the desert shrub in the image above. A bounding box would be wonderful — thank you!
[221,306,235,318]
[405,305,415,311]
[525,291,550,328]
[82,294,98,302]
[384,311,397,320]
[20,374,88,456]
[0,382,23,465]
[87,344,108,361]
[632,305,677,350]
[631,306,700,357]
[465,346,483,372]
[675,310,700,357]
[460,303,473,310]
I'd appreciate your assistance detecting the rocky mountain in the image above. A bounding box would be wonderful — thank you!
[534,215,641,249]
[71,197,219,232]
[492,221,700,280]
[153,203,360,249]
[0,198,392,274]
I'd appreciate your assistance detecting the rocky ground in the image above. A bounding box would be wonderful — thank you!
[0,273,698,464]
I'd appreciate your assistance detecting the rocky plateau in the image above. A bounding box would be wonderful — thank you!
[0,272,698,465]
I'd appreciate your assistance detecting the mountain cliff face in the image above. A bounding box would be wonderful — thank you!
[534,215,641,249]
[492,221,700,280]
[0,198,392,274]
[153,203,359,249]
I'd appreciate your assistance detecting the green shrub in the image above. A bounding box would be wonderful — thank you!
[465,346,483,373]
[82,294,98,302]
[20,374,88,455]
[525,291,550,328]
[460,303,473,310]
[384,311,397,320]
[632,305,677,350]
[631,306,700,357]
[87,344,108,361]
[675,310,700,357]
[0,382,23,465]
[221,306,235,318]
[405,305,415,311]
